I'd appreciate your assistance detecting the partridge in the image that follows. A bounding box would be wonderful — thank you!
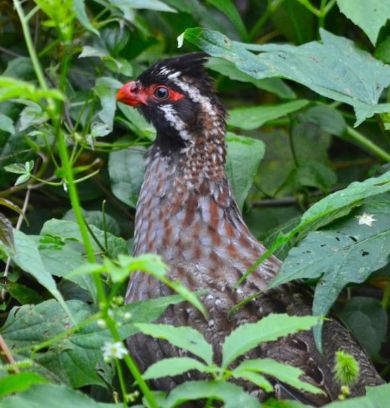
[116,53,383,405]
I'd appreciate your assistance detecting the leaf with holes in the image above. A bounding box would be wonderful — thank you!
[271,194,390,323]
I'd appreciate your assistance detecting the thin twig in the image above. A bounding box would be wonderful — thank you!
[0,335,19,372]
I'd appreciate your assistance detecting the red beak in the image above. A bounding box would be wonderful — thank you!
[116,81,147,107]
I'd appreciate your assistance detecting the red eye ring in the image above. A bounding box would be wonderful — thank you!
[154,86,169,100]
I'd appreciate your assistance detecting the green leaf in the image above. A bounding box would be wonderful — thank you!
[135,323,213,365]
[338,297,388,357]
[1,296,181,388]
[0,77,64,103]
[0,113,15,134]
[163,380,260,408]
[324,383,390,407]
[207,57,296,99]
[298,105,346,137]
[108,147,146,208]
[73,0,100,36]
[118,104,156,139]
[225,132,265,209]
[232,369,273,392]
[337,0,390,45]
[93,77,122,137]
[234,358,323,395]
[206,0,247,39]
[0,372,48,399]
[222,314,320,368]
[271,195,390,326]
[41,219,129,258]
[12,230,73,322]
[143,357,208,380]
[228,100,309,130]
[0,383,118,407]
[181,28,390,125]
[297,169,390,233]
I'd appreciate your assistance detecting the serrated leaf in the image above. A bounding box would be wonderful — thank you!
[228,100,309,130]
[271,195,390,330]
[0,383,118,408]
[143,357,208,380]
[225,132,265,209]
[234,358,323,395]
[108,147,146,208]
[135,323,213,365]
[337,0,390,45]
[222,314,320,368]
[163,380,260,408]
[232,369,273,392]
[0,372,48,399]
[207,57,295,99]
[181,28,390,125]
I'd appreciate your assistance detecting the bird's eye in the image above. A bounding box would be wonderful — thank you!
[154,86,169,100]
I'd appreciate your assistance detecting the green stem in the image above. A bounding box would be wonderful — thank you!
[115,359,129,408]
[346,126,390,162]
[382,282,390,310]
[13,2,158,407]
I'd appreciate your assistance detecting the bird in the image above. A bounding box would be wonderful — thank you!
[116,53,383,405]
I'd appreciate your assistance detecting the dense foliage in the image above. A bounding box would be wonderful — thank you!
[0,0,390,406]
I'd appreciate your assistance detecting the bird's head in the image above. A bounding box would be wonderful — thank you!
[116,53,226,153]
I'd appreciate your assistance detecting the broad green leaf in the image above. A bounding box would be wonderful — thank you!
[207,57,296,99]
[375,37,390,64]
[338,297,388,357]
[0,383,118,408]
[228,100,309,130]
[337,0,390,45]
[7,282,43,305]
[0,77,64,103]
[222,314,320,368]
[0,372,48,399]
[41,219,129,258]
[181,28,390,125]
[108,147,146,208]
[291,161,337,192]
[0,113,15,134]
[135,323,213,365]
[78,45,108,59]
[325,383,390,407]
[232,369,273,392]
[296,170,390,232]
[206,0,247,39]
[225,132,265,209]
[234,358,323,395]
[12,230,73,322]
[1,296,182,387]
[298,105,346,137]
[163,380,260,408]
[271,195,390,330]
[143,357,208,380]
[64,209,120,236]
[108,0,176,21]
[73,0,100,36]
[117,104,156,139]
[93,77,122,137]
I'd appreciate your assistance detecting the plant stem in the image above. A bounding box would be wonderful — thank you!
[346,126,390,162]
[115,359,129,408]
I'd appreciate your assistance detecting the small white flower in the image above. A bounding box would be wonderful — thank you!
[123,312,132,321]
[97,319,106,328]
[102,341,127,361]
[356,212,376,227]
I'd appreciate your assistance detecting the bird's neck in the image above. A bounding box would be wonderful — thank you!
[150,123,227,186]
